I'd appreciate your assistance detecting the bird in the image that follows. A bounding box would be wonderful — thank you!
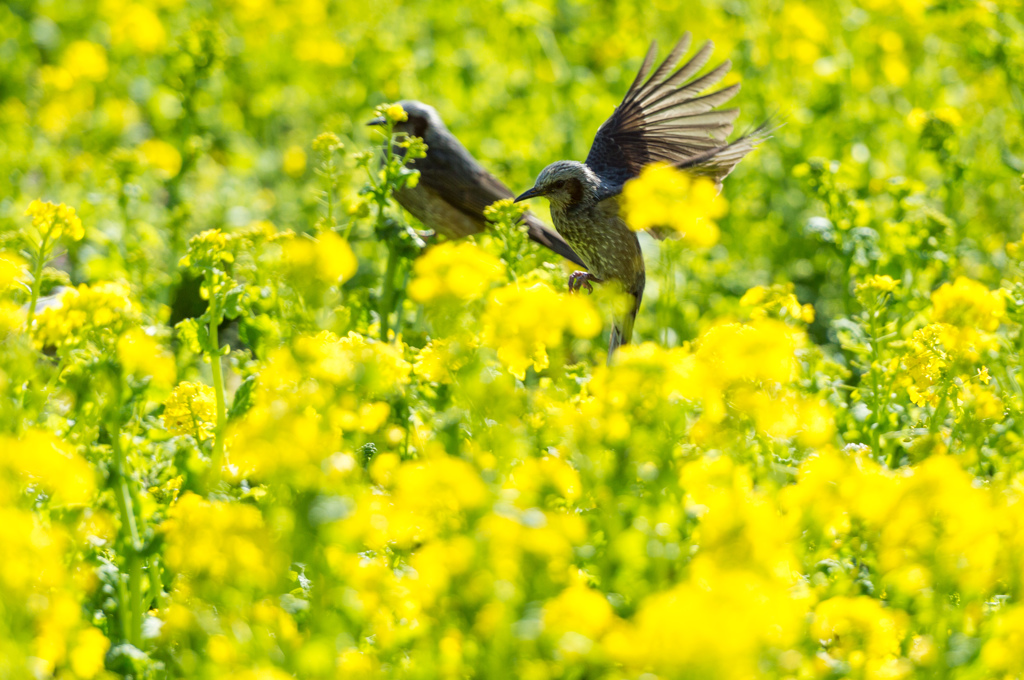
[514,33,769,363]
[367,100,586,268]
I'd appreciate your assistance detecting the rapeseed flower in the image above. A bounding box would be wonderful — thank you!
[33,282,136,348]
[25,199,85,242]
[621,163,726,246]
[0,251,27,289]
[408,242,505,302]
[283,230,358,284]
[139,139,183,179]
[481,282,601,379]
[163,381,218,441]
[931,277,1004,332]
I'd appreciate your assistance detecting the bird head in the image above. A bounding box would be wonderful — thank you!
[515,161,598,208]
[367,100,446,141]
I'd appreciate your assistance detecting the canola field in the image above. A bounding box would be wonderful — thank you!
[3,0,1024,678]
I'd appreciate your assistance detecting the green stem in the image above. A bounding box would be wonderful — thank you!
[929,380,951,435]
[25,231,50,330]
[326,158,336,226]
[110,379,143,646]
[207,282,227,490]
[147,555,164,611]
[867,303,883,458]
[379,244,401,342]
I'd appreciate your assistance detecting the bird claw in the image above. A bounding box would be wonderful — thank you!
[568,271,595,294]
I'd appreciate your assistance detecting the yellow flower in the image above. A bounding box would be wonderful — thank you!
[408,242,505,303]
[283,231,357,284]
[118,328,175,389]
[812,596,908,665]
[296,38,349,66]
[282,145,307,177]
[163,381,217,441]
[33,282,136,348]
[179,229,234,270]
[856,274,900,294]
[380,102,408,124]
[25,199,85,242]
[740,283,814,323]
[543,583,613,642]
[62,41,108,82]
[482,282,601,379]
[414,336,475,384]
[0,430,95,506]
[312,132,343,154]
[69,627,110,679]
[982,606,1024,674]
[931,276,1004,332]
[139,139,182,179]
[0,251,27,289]
[621,163,726,247]
[605,563,803,677]
[163,493,281,591]
[111,4,167,53]
[695,319,802,386]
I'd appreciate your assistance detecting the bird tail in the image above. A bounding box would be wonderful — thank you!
[607,287,643,365]
[522,212,587,268]
[676,117,778,187]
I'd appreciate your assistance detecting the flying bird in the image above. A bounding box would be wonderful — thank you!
[368,101,585,268]
[515,34,769,362]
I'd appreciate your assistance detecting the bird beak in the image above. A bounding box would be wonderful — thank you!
[514,186,542,202]
[366,117,386,126]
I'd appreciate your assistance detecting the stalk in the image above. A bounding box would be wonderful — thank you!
[206,277,227,488]
[110,380,143,646]
[25,230,50,330]
[379,243,400,342]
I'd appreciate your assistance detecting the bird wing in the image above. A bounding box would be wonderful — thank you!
[585,34,761,189]
[415,153,515,219]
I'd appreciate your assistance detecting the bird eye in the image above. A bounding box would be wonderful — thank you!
[553,180,565,189]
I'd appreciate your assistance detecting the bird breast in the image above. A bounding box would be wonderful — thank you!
[550,199,644,286]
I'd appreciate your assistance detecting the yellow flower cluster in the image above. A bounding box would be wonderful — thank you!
[0,430,108,680]
[282,230,358,284]
[33,282,136,348]
[311,131,344,154]
[163,381,218,441]
[620,163,726,246]
[139,138,183,179]
[482,282,602,379]
[163,493,282,593]
[118,327,175,388]
[228,330,411,485]
[0,430,95,507]
[931,276,1004,332]
[740,283,815,323]
[0,251,27,289]
[376,102,408,124]
[409,241,505,302]
[178,229,236,270]
[856,274,901,294]
[414,336,475,384]
[25,199,85,242]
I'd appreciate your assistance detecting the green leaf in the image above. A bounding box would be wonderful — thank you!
[174,318,211,354]
[228,374,258,421]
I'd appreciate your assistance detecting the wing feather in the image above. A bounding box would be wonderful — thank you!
[584,37,765,191]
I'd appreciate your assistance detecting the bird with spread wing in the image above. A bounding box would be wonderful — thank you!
[515,33,770,363]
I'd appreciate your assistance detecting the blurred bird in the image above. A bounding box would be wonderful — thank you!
[515,34,770,362]
[368,100,585,268]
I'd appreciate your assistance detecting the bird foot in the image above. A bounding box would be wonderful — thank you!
[568,271,600,294]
